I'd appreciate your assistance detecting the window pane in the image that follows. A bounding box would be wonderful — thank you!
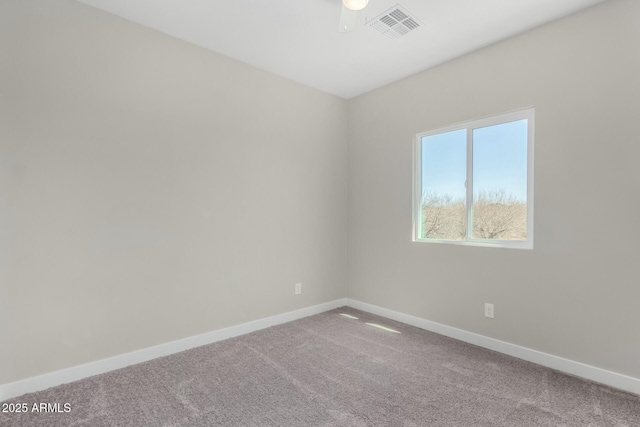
[472,120,528,240]
[421,129,467,240]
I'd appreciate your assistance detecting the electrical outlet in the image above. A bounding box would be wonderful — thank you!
[295,283,302,295]
[484,303,494,319]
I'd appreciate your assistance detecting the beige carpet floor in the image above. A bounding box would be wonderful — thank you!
[2,307,639,426]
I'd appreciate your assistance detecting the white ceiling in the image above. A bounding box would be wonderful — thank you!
[77,0,606,99]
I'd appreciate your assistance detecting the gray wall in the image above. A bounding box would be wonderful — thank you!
[0,0,347,384]
[347,0,640,378]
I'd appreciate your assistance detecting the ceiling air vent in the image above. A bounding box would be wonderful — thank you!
[369,4,421,39]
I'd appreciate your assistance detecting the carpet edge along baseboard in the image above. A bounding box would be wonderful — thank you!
[345,298,640,396]
[2,297,638,400]
[0,298,348,401]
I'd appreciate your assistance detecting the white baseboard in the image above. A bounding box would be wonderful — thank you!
[0,298,348,401]
[345,298,640,395]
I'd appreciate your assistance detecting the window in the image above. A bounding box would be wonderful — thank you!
[413,108,534,249]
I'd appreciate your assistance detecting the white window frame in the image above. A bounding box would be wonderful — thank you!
[412,108,535,250]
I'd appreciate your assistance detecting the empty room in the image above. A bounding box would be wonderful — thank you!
[1,0,639,425]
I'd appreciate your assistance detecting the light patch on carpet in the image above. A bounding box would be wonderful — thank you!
[365,323,400,333]
[339,313,359,319]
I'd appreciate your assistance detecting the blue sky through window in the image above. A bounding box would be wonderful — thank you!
[421,119,528,202]
[421,129,466,200]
